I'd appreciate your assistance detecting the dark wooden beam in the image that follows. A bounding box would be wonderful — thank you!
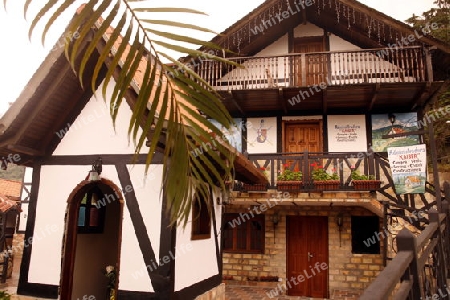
[229,91,246,116]
[368,83,381,111]
[322,89,328,115]
[278,88,288,114]
[7,145,45,157]
[410,82,431,111]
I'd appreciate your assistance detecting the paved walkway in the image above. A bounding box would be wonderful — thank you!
[225,285,329,300]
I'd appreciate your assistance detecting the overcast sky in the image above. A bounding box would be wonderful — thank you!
[0,0,435,114]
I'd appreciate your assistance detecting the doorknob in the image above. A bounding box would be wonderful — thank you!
[308,252,314,262]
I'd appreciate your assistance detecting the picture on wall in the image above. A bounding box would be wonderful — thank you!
[209,118,243,152]
[371,113,420,152]
[327,115,367,152]
[246,117,277,154]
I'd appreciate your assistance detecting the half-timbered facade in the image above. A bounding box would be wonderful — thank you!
[0,23,265,300]
[188,0,450,298]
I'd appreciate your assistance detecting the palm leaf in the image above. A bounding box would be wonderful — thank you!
[8,0,237,225]
[140,19,217,34]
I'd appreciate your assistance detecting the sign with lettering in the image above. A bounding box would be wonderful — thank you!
[327,115,367,152]
[387,144,427,194]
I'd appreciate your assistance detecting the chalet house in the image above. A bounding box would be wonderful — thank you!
[404,176,422,188]
[0,18,266,300]
[186,0,450,298]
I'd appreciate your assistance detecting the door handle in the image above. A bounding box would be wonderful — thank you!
[308,252,313,262]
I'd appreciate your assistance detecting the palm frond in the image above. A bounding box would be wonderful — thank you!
[7,0,237,225]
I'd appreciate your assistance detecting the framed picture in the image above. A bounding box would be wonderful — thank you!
[371,113,419,152]
[327,115,367,152]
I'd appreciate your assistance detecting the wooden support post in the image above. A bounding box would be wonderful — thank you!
[424,47,433,82]
[396,228,422,298]
[429,209,449,299]
[383,201,389,267]
[429,122,442,212]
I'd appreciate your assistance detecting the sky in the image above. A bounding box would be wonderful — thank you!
[0,0,436,115]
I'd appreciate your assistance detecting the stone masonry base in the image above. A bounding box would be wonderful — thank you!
[195,283,225,300]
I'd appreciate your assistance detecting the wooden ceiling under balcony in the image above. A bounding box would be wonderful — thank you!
[219,81,441,117]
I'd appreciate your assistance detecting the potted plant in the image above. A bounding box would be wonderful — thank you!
[276,165,303,191]
[242,167,268,192]
[351,168,381,191]
[311,163,340,190]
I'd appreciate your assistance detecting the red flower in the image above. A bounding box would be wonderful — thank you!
[260,167,266,171]
[310,163,317,167]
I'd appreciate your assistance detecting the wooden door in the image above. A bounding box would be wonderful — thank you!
[294,37,327,86]
[285,123,321,153]
[287,216,328,297]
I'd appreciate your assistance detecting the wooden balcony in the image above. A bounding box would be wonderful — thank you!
[229,151,439,222]
[198,46,430,90]
[196,46,439,115]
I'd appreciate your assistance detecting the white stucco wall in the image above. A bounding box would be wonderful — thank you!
[174,188,222,291]
[53,80,149,156]
[293,22,324,37]
[28,165,89,285]
[27,163,165,293]
[117,164,164,293]
[18,167,33,232]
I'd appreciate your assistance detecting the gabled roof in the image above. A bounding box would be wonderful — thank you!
[0,17,267,184]
[193,0,450,80]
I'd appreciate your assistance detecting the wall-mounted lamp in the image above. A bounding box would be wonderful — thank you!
[388,113,396,125]
[89,157,102,181]
[336,212,344,247]
[272,212,280,227]
[272,212,280,243]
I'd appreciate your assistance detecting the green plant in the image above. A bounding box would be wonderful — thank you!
[0,291,11,300]
[277,165,302,181]
[311,163,339,181]
[350,168,375,180]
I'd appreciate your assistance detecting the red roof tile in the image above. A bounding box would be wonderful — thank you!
[0,179,22,199]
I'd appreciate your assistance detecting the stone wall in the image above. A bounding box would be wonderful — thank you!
[194,283,225,300]
[222,204,384,298]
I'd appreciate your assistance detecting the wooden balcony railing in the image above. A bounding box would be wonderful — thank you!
[241,151,379,190]
[196,46,429,90]
[360,189,450,299]
[230,152,440,222]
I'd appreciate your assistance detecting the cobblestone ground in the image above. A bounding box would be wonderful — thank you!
[225,285,330,300]
[225,285,363,300]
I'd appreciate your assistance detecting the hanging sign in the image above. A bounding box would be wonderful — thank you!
[387,144,427,194]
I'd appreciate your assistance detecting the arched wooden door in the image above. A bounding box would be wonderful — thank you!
[60,179,124,300]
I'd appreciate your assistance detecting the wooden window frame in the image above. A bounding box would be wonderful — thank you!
[191,192,211,240]
[223,213,265,254]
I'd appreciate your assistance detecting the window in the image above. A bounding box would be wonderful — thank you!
[351,216,380,254]
[223,213,264,253]
[77,187,106,234]
[191,192,211,240]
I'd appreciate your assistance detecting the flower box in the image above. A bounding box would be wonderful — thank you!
[313,180,340,191]
[277,181,303,191]
[242,183,267,192]
[352,180,381,191]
